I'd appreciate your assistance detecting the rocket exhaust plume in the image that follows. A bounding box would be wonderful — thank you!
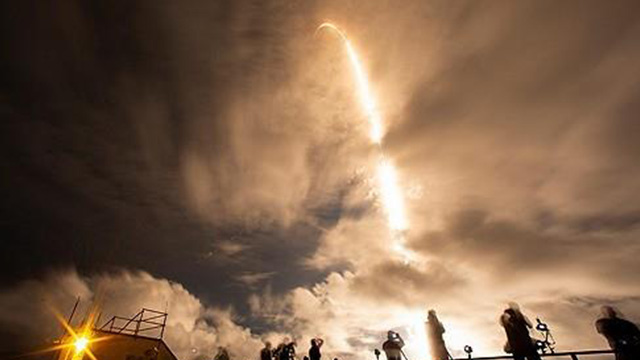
[317,22,411,259]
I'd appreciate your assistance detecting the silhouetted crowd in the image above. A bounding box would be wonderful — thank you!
[257,339,324,360]
[217,303,639,360]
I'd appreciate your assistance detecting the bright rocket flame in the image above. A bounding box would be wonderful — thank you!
[318,22,410,256]
[377,160,407,231]
[403,310,431,360]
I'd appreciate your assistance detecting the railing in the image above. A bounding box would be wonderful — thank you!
[453,349,614,360]
[99,308,168,339]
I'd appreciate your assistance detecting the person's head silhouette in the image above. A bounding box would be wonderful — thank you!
[601,305,619,319]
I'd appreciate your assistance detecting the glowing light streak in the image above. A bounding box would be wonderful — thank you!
[377,160,408,231]
[317,22,411,259]
[318,23,383,144]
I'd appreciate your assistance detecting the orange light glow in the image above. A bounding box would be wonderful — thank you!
[73,336,89,354]
[48,306,102,360]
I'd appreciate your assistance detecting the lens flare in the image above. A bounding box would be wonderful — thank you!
[48,306,102,360]
[317,22,411,259]
[73,337,89,354]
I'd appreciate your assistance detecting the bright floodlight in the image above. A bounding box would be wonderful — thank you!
[74,336,89,353]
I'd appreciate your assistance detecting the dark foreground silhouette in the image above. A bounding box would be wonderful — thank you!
[250,303,639,360]
[500,303,540,360]
[383,331,405,360]
[595,306,640,360]
[426,309,451,360]
[309,338,324,360]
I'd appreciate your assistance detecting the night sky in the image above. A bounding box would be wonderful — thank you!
[2,1,640,359]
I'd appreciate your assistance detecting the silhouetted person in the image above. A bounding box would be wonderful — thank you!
[382,331,405,360]
[280,341,296,360]
[215,347,230,360]
[261,342,273,360]
[274,343,286,360]
[500,304,540,360]
[596,306,640,360]
[426,310,450,360]
[309,338,324,360]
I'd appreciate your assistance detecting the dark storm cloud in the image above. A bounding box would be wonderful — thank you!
[0,0,332,292]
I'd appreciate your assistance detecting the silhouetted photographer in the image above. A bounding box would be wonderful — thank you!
[383,331,405,360]
[309,338,324,360]
[596,306,640,360]
[274,341,296,360]
[500,303,540,360]
[282,341,297,360]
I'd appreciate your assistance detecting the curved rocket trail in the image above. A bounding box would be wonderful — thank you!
[317,23,383,144]
[317,22,411,258]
